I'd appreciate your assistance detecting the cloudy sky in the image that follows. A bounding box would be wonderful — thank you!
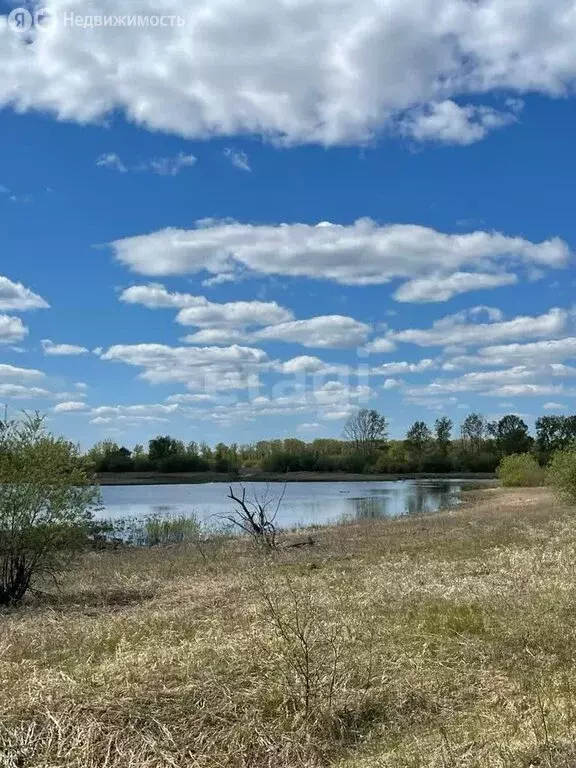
[0,0,575,447]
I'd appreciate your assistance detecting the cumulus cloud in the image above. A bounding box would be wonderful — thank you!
[53,401,89,413]
[0,363,44,382]
[121,283,293,330]
[101,343,269,391]
[41,339,90,356]
[194,381,373,426]
[451,337,576,368]
[110,221,570,299]
[543,402,567,410]
[2,0,576,146]
[371,359,436,376]
[399,100,520,145]
[0,315,28,344]
[0,384,52,399]
[393,271,518,303]
[406,364,576,399]
[363,337,397,354]
[254,316,371,349]
[176,300,293,330]
[391,307,567,348]
[0,276,49,311]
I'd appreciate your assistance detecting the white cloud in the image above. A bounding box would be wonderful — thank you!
[543,402,567,410]
[297,422,321,433]
[53,401,89,413]
[165,393,217,404]
[406,364,576,399]
[383,378,403,390]
[96,153,127,173]
[0,384,52,399]
[110,220,570,297]
[120,283,199,309]
[177,300,293,330]
[392,307,567,348]
[97,153,196,175]
[399,100,520,145]
[193,381,373,425]
[224,148,251,172]
[255,316,371,349]
[0,315,27,344]
[363,337,397,354]
[121,284,293,330]
[2,0,576,147]
[41,339,90,356]
[393,271,518,303]
[452,337,576,368]
[0,276,49,311]
[371,359,436,375]
[275,355,345,375]
[101,343,269,391]
[0,363,44,382]
[140,153,196,176]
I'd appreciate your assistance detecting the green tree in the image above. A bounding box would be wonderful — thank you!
[460,413,485,454]
[487,415,533,456]
[434,417,453,456]
[148,435,184,463]
[536,415,576,458]
[343,409,388,454]
[405,421,432,468]
[0,413,99,605]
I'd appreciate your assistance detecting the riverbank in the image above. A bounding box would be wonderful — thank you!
[3,486,575,767]
[97,469,496,485]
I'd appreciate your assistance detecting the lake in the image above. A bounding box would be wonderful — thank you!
[99,479,477,529]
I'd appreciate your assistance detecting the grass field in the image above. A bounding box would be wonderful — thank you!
[2,487,576,767]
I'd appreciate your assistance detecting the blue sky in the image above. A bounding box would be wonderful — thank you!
[1,0,575,449]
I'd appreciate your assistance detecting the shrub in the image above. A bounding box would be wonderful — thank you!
[546,450,576,504]
[0,413,99,604]
[496,453,545,487]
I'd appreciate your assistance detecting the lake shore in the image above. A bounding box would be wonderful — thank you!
[4,486,576,767]
[96,469,496,485]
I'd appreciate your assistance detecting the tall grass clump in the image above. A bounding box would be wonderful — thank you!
[111,514,203,547]
[547,449,576,503]
[497,453,545,487]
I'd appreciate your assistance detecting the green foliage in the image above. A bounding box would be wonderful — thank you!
[0,412,99,604]
[148,435,185,463]
[488,415,533,456]
[497,453,545,487]
[434,416,453,456]
[536,415,576,460]
[546,450,576,504]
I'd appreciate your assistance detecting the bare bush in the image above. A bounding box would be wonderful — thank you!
[224,484,285,550]
[255,574,379,730]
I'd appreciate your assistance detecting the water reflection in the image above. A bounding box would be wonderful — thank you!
[99,479,469,529]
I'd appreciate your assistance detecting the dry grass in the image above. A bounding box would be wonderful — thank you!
[2,487,576,767]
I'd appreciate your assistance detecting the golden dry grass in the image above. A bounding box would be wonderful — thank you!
[2,487,576,767]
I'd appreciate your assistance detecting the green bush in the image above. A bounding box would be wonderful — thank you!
[546,450,576,504]
[496,453,545,487]
[0,413,99,604]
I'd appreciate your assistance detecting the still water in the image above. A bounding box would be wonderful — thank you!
[99,480,472,529]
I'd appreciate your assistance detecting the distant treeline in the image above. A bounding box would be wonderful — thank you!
[87,411,576,476]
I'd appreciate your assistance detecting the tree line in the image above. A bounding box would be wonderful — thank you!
[86,410,576,475]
